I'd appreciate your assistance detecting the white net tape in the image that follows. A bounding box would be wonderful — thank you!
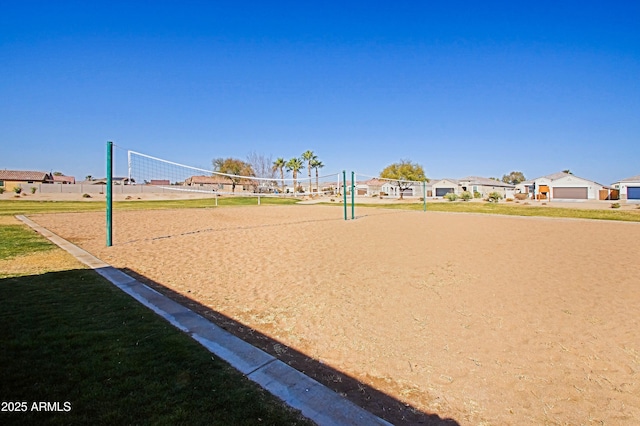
[354,172,428,198]
[128,150,341,197]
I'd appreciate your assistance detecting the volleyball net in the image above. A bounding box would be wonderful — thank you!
[353,172,428,199]
[127,150,342,197]
[104,144,427,246]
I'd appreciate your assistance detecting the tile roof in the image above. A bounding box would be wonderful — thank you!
[531,171,607,188]
[619,174,640,182]
[0,170,52,181]
[53,175,75,183]
[540,171,572,181]
[458,176,515,187]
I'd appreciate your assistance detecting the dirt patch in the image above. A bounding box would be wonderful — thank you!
[0,250,85,277]
[29,205,640,425]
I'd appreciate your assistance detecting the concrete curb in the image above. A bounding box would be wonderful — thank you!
[16,215,392,426]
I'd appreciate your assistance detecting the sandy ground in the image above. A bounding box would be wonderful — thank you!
[28,205,640,425]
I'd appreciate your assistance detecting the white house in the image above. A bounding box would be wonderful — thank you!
[356,178,431,198]
[516,172,607,201]
[458,176,515,199]
[611,174,640,202]
[431,177,514,199]
[431,179,459,197]
[380,181,428,198]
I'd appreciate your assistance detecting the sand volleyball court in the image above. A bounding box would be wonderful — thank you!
[30,205,640,425]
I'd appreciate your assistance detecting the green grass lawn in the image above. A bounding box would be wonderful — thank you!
[0,216,312,425]
[354,200,640,222]
[0,196,299,216]
[0,225,54,260]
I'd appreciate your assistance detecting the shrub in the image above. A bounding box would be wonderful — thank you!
[82,193,92,198]
[0,187,5,194]
[30,187,37,194]
[473,191,482,198]
[487,192,503,203]
[611,202,621,209]
[13,186,22,194]
[444,192,458,202]
[460,191,472,201]
[514,193,529,200]
[505,198,514,202]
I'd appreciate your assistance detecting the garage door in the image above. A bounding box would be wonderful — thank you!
[435,188,455,197]
[628,187,640,200]
[553,187,588,199]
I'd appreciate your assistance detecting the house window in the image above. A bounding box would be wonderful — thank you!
[0,181,4,187]
[217,184,224,190]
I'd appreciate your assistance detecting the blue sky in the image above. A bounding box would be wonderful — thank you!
[2,1,639,184]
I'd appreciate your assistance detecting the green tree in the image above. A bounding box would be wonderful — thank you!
[301,150,316,194]
[286,157,304,195]
[212,157,255,193]
[272,157,286,191]
[380,160,428,200]
[310,158,324,195]
[501,171,526,185]
[562,169,573,175]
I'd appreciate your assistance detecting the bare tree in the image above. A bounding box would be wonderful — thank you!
[246,151,278,192]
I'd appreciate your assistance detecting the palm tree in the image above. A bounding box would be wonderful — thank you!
[310,158,324,195]
[272,157,286,191]
[286,157,304,195]
[301,150,316,194]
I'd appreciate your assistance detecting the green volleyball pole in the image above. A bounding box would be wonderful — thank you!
[106,141,113,247]
[351,171,355,219]
[342,170,347,220]
[423,180,427,212]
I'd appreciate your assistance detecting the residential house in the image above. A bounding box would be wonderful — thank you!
[431,179,460,197]
[89,177,135,185]
[516,172,607,201]
[355,178,384,196]
[431,176,515,199]
[53,175,76,184]
[611,174,640,202]
[184,175,258,193]
[347,176,434,198]
[458,176,515,199]
[0,170,53,192]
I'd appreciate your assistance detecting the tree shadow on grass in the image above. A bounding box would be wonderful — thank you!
[122,268,460,426]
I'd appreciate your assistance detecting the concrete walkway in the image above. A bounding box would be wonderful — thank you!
[17,215,392,426]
